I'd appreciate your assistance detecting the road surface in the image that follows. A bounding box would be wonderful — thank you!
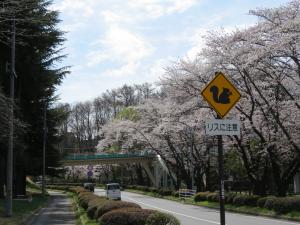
[27,191,75,225]
[95,188,300,225]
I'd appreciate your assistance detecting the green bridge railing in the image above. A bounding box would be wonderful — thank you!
[64,153,156,161]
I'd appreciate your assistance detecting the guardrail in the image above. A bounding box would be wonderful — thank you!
[178,189,196,198]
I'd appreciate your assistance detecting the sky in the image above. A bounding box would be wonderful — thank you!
[51,0,290,104]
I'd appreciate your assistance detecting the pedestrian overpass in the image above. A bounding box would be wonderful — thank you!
[61,153,175,188]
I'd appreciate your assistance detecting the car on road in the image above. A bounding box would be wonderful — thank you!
[106,183,121,200]
[83,182,94,192]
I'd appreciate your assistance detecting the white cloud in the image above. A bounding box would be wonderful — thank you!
[104,62,140,78]
[128,0,200,18]
[101,10,124,24]
[51,0,97,18]
[60,22,84,32]
[147,56,176,80]
[86,26,154,67]
[185,28,207,59]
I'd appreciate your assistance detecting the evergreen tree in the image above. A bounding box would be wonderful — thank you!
[0,0,68,196]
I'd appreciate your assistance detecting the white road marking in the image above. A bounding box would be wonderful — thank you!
[123,196,220,225]
[96,189,300,225]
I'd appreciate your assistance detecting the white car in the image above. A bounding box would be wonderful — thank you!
[106,183,121,200]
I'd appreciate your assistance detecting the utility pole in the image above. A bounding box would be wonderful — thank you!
[42,102,47,196]
[5,18,16,217]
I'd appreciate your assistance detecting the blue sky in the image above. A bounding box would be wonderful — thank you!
[51,0,290,103]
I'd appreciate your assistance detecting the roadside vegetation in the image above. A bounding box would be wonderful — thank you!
[49,185,180,225]
[125,185,300,222]
[0,178,48,225]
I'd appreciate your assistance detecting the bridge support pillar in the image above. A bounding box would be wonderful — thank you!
[140,162,156,187]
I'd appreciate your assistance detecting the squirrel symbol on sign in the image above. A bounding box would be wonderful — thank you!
[210,85,232,104]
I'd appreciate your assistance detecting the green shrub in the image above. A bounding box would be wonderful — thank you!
[207,192,219,202]
[257,196,300,213]
[95,201,141,219]
[272,198,290,214]
[70,186,87,194]
[86,197,108,219]
[264,196,278,210]
[194,192,209,202]
[145,211,180,225]
[232,195,260,206]
[257,196,273,208]
[172,190,179,197]
[100,207,154,225]
[211,193,220,202]
[78,192,95,209]
[225,193,236,204]
[272,197,300,214]
[158,189,173,196]
[148,187,158,193]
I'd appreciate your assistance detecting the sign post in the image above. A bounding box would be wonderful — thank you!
[201,72,241,225]
[217,117,225,225]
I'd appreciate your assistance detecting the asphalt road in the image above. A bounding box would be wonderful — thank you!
[95,188,300,225]
[27,191,75,225]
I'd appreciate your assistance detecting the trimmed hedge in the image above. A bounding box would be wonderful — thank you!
[232,195,260,206]
[207,193,219,202]
[100,207,154,225]
[48,184,181,224]
[95,200,141,219]
[225,193,237,204]
[264,196,279,210]
[257,196,275,208]
[86,197,108,219]
[267,197,300,214]
[126,185,174,196]
[145,211,180,225]
[194,191,300,215]
[194,192,259,206]
[194,192,209,202]
[46,182,83,186]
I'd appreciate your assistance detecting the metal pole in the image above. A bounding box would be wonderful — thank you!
[42,103,47,196]
[5,18,15,217]
[121,166,123,187]
[190,128,194,189]
[217,115,225,225]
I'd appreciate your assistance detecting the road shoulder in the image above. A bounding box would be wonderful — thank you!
[25,191,75,225]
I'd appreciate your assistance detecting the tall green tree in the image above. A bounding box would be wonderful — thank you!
[0,0,68,196]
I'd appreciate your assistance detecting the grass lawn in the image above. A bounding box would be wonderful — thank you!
[0,193,48,225]
[125,189,300,222]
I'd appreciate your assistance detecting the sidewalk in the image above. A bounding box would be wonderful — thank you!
[26,191,75,225]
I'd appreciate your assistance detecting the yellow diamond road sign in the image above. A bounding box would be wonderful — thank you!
[201,72,241,118]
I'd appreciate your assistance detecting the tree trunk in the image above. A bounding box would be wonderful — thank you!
[136,164,145,185]
[276,180,289,197]
[252,180,267,196]
[14,152,26,196]
[183,169,192,189]
[194,167,204,192]
[0,155,5,198]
